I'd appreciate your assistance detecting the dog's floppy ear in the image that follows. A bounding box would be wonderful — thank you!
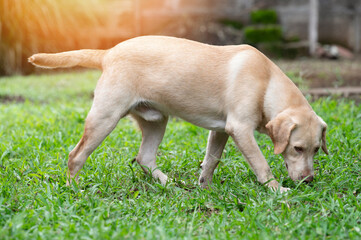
[266,113,296,155]
[317,116,329,155]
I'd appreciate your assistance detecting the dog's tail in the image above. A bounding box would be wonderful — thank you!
[28,49,107,70]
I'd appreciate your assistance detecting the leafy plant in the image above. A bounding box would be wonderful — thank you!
[219,19,243,30]
[251,9,278,24]
[244,25,282,44]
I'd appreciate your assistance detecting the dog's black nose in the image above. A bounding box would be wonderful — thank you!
[301,175,314,183]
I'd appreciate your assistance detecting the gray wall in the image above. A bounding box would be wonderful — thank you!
[139,0,361,51]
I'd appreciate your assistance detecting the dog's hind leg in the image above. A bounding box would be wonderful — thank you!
[66,73,135,186]
[199,131,229,188]
[131,114,169,185]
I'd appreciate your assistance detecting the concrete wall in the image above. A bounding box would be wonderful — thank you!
[136,0,361,51]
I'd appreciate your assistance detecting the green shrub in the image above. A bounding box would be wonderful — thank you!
[251,9,278,24]
[244,26,282,44]
[219,19,243,30]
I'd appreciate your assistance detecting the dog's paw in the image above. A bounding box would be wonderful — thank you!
[267,180,290,193]
[269,186,290,193]
[279,186,291,193]
[198,175,212,189]
[270,186,291,193]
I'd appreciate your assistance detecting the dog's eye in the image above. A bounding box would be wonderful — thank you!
[314,147,320,153]
[294,146,303,153]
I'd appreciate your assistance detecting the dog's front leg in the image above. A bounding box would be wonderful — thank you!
[225,121,289,193]
[199,131,229,188]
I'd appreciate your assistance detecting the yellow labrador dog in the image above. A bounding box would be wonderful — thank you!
[29,36,328,192]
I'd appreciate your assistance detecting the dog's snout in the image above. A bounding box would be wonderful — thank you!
[301,175,314,183]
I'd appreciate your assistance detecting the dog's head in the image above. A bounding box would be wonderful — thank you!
[266,108,328,183]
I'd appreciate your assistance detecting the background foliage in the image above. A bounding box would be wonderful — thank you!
[0,0,106,75]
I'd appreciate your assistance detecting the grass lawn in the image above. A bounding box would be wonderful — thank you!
[0,71,360,239]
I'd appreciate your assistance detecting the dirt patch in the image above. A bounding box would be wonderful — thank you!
[305,87,361,103]
[276,59,361,88]
[277,59,361,102]
[0,94,25,104]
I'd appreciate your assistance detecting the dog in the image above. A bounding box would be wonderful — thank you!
[29,36,328,192]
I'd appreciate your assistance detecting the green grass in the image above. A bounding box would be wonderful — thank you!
[0,71,360,239]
